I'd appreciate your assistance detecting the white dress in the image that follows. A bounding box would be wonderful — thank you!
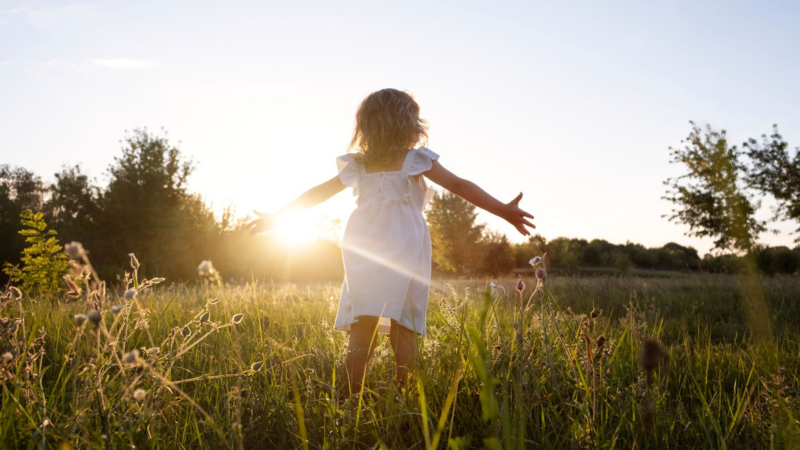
[333,147,439,336]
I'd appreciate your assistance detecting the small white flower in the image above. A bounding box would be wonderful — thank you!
[133,389,146,402]
[123,289,138,300]
[197,260,216,276]
[1,352,13,365]
[64,242,85,260]
[123,349,140,365]
[489,282,506,294]
[529,256,543,267]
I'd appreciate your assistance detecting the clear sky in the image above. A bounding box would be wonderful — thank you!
[2,0,798,255]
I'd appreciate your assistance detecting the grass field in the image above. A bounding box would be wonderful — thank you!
[2,268,800,449]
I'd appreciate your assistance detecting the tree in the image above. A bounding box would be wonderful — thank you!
[744,125,800,241]
[95,128,218,279]
[46,165,100,244]
[663,122,766,253]
[426,191,485,274]
[0,166,48,273]
[481,231,515,276]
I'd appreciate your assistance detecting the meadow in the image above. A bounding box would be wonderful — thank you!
[1,253,800,449]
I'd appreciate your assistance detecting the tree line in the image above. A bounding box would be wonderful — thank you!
[2,125,798,290]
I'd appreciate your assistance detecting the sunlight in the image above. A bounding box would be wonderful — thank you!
[273,212,316,246]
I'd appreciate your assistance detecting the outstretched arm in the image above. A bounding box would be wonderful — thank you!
[424,160,535,236]
[247,175,346,235]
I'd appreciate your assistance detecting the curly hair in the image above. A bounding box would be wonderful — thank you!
[348,88,428,166]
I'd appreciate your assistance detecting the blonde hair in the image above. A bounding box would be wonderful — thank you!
[348,88,428,166]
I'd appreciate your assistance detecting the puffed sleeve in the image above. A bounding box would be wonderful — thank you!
[408,147,440,176]
[336,154,361,190]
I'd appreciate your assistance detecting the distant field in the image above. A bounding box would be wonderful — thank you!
[2,274,799,449]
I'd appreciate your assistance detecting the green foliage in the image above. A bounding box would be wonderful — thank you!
[744,125,800,240]
[664,122,766,253]
[0,165,48,270]
[3,272,799,448]
[427,191,485,274]
[2,209,68,293]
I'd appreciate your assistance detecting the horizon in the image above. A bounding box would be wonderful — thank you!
[2,0,799,255]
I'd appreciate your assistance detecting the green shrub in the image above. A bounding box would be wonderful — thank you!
[2,209,68,293]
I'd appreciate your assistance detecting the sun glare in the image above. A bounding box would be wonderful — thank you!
[273,213,316,246]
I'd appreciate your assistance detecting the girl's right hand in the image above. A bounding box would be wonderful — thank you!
[247,211,277,236]
[502,193,536,236]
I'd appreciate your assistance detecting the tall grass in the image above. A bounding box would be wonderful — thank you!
[1,256,799,448]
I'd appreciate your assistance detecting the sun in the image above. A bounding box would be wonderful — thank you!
[273,213,316,246]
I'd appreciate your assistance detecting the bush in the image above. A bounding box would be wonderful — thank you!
[2,209,68,293]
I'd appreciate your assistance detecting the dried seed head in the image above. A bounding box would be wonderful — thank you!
[110,304,124,314]
[207,298,220,305]
[128,253,139,269]
[489,282,505,294]
[133,389,146,402]
[64,242,85,260]
[567,306,574,315]
[73,314,88,327]
[197,260,216,277]
[150,277,165,284]
[1,352,13,365]
[250,361,264,372]
[88,310,102,325]
[516,280,525,292]
[529,256,543,266]
[639,340,668,373]
[123,289,138,300]
[181,326,191,337]
[64,275,81,297]
[231,313,244,324]
[199,311,210,323]
[123,349,140,365]
[535,267,547,281]
[590,308,602,319]
[8,286,22,299]
[595,335,606,349]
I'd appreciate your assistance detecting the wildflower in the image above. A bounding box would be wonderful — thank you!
[595,335,606,349]
[1,352,12,365]
[8,286,22,299]
[535,267,547,281]
[129,253,140,269]
[207,298,220,305]
[110,305,124,314]
[64,242,85,260]
[123,289,138,300]
[64,275,81,297]
[197,260,216,277]
[181,326,191,337]
[639,340,668,373]
[590,308,602,319]
[123,349,140,365]
[150,277,165,284]
[489,282,505,294]
[88,310,102,325]
[133,389,146,402]
[231,313,244,324]
[516,280,525,292]
[199,311,210,323]
[529,256,543,266]
[74,314,88,327]
[250,361,264,372]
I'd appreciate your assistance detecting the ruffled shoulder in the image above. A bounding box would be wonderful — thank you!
[336,154,361,188]
[407,147,440,176]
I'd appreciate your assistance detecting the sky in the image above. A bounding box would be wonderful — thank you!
[1,0,799,255]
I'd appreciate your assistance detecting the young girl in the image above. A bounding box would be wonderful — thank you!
[248,88,534,399]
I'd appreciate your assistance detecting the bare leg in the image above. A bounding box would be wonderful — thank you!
[389,320,417,388]
[339,316,380,402]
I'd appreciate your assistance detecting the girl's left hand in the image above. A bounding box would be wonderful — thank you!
[247,211,277,236]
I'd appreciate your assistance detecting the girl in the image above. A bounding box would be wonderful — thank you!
[248,88,534,400]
